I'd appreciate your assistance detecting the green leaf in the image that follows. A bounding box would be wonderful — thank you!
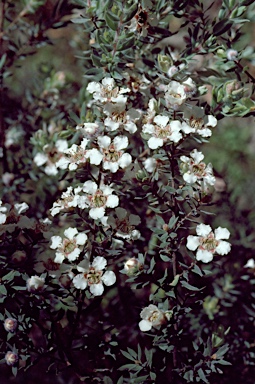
[122,3,138,23]
[197,368,209,383]
[117,377,124,384]
[120,350,136,362]
[170,274,180,287]
[217,359,232,365]
[103,377,113,384]
[181,280,203,291]
[105,11,119,31]
[0,285,7,295]
[145,348,153,368]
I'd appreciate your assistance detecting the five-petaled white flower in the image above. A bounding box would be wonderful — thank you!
[180,149,215,186]
[142,115,182,149]
[34,139,68,175]
[182,114,217,138]
[87,77,129,104]
[186,223,231,263]
[81,181,119,219]
[97,135,132,173]
[56,138,103,170]
[72,256,116,296]
[103,102,140,133]
[50,227,87,263]
[139,304,172,332]
[50,186,82,216]
[164,80,187,109]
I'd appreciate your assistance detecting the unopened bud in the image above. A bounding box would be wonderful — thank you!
[5,351,19,366]
[4,318,18,333]
[26,275,45,293]
[11,250,27,263]
[124,258,143,276]
[158,55,173,72]
[226,49,238,61]
[167,66,178,78]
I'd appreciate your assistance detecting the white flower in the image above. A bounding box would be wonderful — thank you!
[76,122,102,138]
[72,256,116,296]
[180,149,215,186]
[56,139,103,170]
[165,81,187,109]
[139,304,170,332]
[82,181,119,219]
[87,77,130,104]
[184,114,217,138]
[97,135,132,173]
[142,115,182,149]
[50,186,83,216]
[103,102,140,133]
[50,227,87,263]
[186,223,231,263]
[26,275,45,292]
[0,200,7,224]
[34,139,68,175]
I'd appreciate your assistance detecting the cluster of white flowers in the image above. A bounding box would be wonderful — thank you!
[42,74,232,326]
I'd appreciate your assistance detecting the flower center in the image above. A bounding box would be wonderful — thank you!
[104,146,121,162]
[189,117,204,129]
[85,267,103,285]
[200,233,218,252]
[149,311,161,323]
[155,125,171,139]
[63,239,76,254]
[91,190,107,208]
[191,162,206,177]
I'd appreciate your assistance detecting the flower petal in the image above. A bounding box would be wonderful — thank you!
[92,256,107,270]
[215,241,231,255]
[196,223,212,237]
[139,320,152,332]
[186,235,200,251]
[215,227,230,240]
[196,249,213,263]
[64,227,78,240]
[102,270,116,286]
[106,195,119,208]
[90,283,104,296]
[73,274,87,289]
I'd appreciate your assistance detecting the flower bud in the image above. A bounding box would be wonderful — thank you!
[167,66,178,78]
[124,258,143,276]
[26,275,45,293]
[4,318,18,333]
[158,55,173,72]
[5,351,19,366]
[226,49,238,61]
[11,250,27,263]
